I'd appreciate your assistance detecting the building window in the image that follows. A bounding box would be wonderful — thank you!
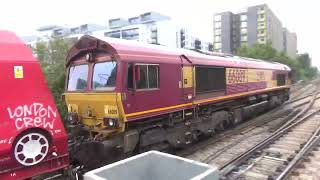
[259,29,265,34]
[136,64,159,89]
[215,15,222,21]
[241,22,247,28]
[233,37,237,42]
[141,13,151,21]
[240,15,247,21]
[105,30,121,38]
[241,35,247,42]
[259,37,265,42]
[259,14,265,19]
[215,22,221,28]
[129,17,139,24]
[259,7,265,11]
[215,29,221,35]
[122,28,139,40]
[241,28,247,34]
[214,36,221,42]
[258,22,265,28]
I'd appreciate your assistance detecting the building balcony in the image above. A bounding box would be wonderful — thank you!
[257,25,266,29]
[257,33,266,37]
[258,37,266,44]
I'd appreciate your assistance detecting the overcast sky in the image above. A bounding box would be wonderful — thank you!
[0,0,318,67]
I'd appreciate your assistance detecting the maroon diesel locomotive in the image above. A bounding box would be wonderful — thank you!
[65,35,290,168]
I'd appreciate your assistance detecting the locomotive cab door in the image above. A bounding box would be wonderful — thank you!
[180,55,194,102]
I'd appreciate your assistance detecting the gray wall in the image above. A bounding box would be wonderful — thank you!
[283,29,297,58]
[265,5,284,51]
[247,6,259,46]
[213,12,233,53]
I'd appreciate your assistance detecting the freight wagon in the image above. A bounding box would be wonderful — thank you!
[0,31,69,179]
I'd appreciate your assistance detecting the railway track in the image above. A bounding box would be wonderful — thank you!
[219,89,320,180]
[284,138,320,180]
[179,86,316,161]
[289,83,315,101]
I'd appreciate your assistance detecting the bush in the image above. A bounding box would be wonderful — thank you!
[34,38,72,121]
[236,43,318,81]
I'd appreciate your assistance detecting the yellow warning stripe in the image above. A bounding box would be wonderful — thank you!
[125,86,290,118]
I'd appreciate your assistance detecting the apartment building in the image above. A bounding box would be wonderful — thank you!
[283,28,297,58]
[23,24,106,46]
[213,4,292,54]
[22,11,213,52]
[104,12,213,52]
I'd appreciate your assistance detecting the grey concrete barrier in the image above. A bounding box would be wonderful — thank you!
[84,151,219,180]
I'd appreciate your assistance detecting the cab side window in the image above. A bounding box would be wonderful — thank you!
[127,64,133,89]
[276,74,286,86]
[136,64,159,89]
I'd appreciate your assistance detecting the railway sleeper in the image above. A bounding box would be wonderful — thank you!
[280,136,309,143]
[254,159,286,169]
[269,143,302,150]
[242,171,271,180]
[273,140,305,147]
[294,166,320,175]
[248,165,280,176]
[266,147,298,156]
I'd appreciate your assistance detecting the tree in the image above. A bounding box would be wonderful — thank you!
[237,42,277,60]
[236,43,318,81]
[34,38,72,120]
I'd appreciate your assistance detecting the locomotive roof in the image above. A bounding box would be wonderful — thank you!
[0,30,35,62]
[68,35,290,71]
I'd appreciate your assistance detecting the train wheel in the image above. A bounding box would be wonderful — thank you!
[13,132,49,166]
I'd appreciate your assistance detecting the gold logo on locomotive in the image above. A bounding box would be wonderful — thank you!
[226,68,247,84]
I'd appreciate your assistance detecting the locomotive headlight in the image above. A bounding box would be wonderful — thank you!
[109,120,114,126]
[68,113,79,125]
[103,118,119,128]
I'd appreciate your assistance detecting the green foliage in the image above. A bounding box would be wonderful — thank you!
[236,43,318,81]
[34,38,72,121]
[237,42,277,60]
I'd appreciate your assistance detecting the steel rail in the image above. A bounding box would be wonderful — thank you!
[179,89,314,158]
[276,119,320,180]
[178,106,293,157]
[202,109,299,164]
[220,90,319,177]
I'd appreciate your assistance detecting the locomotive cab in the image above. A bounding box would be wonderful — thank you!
[64,36,127,141]
[65,56,125,134]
